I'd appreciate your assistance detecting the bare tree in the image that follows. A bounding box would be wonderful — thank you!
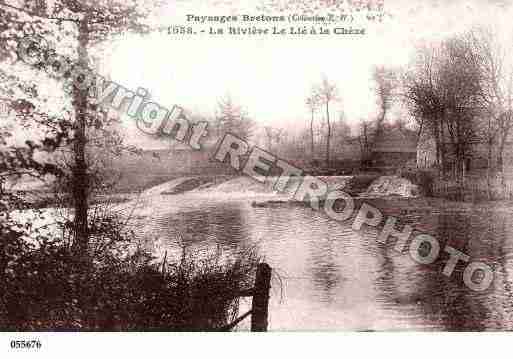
[372,65,397,144]
[314,77,339,167]
[263,126,274,152]
[404,35,484,188]
[355,65,398,167]
[404,44,448,176]
[465,27,513,192]
[263,126,285,154]
[357,118,373,167]
[216,94,254,141]
[438,36,482,184]
[305,94,318,158]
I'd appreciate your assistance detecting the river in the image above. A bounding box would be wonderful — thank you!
[131,180,513,331]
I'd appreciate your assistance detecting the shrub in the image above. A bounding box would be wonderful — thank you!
[0,215,259,331]
[400,169,435,196]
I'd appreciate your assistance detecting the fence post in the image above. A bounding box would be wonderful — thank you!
[251,263,272,332]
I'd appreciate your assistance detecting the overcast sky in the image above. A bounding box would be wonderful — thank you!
[100,0,513,149]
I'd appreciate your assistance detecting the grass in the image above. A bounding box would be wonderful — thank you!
[0,229,260,331]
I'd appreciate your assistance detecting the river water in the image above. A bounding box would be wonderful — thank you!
[134,188,513,331]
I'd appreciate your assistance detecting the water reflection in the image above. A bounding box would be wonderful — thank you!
[308,234,342,304]
[372,210,511,330]
[144,195,513,330]
[152,202,252,254]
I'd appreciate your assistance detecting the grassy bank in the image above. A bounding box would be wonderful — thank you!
[0,224,259,331]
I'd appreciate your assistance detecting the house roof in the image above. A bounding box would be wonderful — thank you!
[372,126,418,153]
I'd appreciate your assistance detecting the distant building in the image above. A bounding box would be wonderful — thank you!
[371,125,418,169]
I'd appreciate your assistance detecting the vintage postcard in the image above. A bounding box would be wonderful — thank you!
[0,0,512,357]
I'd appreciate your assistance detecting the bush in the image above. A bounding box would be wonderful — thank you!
[0,219,259,331]
[400,169,435,196]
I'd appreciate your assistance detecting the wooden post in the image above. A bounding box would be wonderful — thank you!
[251,263,272,332]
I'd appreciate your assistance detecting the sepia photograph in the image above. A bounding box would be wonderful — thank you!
[1,0,513,356]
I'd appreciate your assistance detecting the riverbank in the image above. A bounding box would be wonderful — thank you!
[124,178,513,330]
[24,173,513,217]
[131,174,513,217]
[252,195,513,216]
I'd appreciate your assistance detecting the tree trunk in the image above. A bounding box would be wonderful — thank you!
[438,120,447,179]
[486,139,492,200]
[72,19,90,260]
[310,108,314,158]
[499,133,507,195]
[454,144,467,201]
[433,119,441,178]
[325,101,331,168]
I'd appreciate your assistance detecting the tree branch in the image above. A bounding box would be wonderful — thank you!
[0,1,78,23]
